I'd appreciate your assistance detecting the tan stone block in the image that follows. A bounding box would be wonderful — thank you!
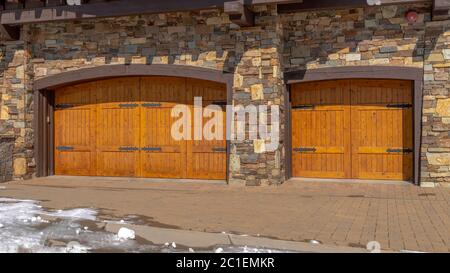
[433,63,450,68]
[345,53,361,62]
[13,158,27,176]
[427,153,450,166]
[369,58,389,65]
[15,65,24,79]
[337,48,350,54]
[131,57,147,64]
[428,53,445,62]
[34,67,48,77]
[0,106,9,120]
[254,139,266,154]
[230,154,240,172]
[129,37,147,44]
[251,84,264,101]
[436,99,450,117]
[205,52,217,61]
[234,74,243,88]
[328,53,339,60]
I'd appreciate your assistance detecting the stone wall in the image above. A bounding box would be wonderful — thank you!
[421,20,450,187]
[0,136,14,182]
[281,3,430,71]
[1,5,286,185]
[0,34,34,181]
[1,3,450,186]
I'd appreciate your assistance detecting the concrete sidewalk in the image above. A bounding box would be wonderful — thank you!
[1,176,449,252]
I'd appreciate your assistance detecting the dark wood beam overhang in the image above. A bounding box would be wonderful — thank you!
[277,0,430,13]
[433,0,450,20]
[0,0,301,25]
[224,1,255,27]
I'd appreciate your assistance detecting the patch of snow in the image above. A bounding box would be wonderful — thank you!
[0,198,149,253]
[117,227,136,240]
[215,247,224,253]
[44,208,97,221]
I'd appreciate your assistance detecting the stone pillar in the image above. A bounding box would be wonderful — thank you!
[229,5,285,186]
[0,28,34,180]
[422,20,450,187]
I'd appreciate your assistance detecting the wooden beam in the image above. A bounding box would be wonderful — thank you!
[433,0,450,20]
[278,0,429,13]
[0,24,20,40]
[224,0,254,27]
[0,0,305,25]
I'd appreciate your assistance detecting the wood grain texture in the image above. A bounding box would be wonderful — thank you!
[291,79,413,181]
[54,77,227,180]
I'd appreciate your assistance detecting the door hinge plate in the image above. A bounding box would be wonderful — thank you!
[56,146,74,151]
[386,103,412,109]
[293,105,315,110]
[142,103,162,108]
[141,147,162,152]
[119,146,139,152]
[55,104,75,109]
[294,147,317,153]
[118,103,139,108]
[387,148,413,154]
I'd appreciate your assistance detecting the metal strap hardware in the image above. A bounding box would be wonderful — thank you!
[387,148,413,154]
[294,147,317,153]
[293,105,315,110]
[142,103,162,108]
[118,103,139,108]
[55,104,75,109]
[56,146,74,151]
[141,147,162,152]
[119,146,139,152]
[386,104,412,109]
[212,147,227,152]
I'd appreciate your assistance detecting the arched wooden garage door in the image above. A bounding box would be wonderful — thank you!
[54,77,227,180]
[291,79,413,181]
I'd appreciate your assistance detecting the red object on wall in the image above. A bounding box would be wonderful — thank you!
[406,11,418,23]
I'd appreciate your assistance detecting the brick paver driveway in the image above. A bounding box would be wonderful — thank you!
[1,176,449,252]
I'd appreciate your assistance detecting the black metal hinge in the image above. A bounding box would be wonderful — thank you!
[294,147,317,153]
[141,147,162,152]
[387,148,413,154]
[118,103,139,108]
[55,104,75,109]
[56,146,74,151]
[212,147,226,152]
[119,146,139,152]
[386,103,412,109]
[293,105,315,110]
[142,103,162,108]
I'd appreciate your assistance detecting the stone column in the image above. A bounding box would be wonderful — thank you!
[0,27,34,180]
[422,20,450,187]
[229,5,286,186]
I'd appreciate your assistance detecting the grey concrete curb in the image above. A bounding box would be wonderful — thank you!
[105,222,370,253]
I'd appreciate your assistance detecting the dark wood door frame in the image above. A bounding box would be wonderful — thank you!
[33,64,234,181]
[284,66,424,185]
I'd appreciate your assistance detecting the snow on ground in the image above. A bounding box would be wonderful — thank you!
[0,198,286,253]
[0,198,156,253]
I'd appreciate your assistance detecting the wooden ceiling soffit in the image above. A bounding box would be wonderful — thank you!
[433,0,450,20]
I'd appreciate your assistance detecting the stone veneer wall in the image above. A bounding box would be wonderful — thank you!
[280,2,450,187]
[1,2,450,186]
[0,5,286,185]
[422,20,450,187]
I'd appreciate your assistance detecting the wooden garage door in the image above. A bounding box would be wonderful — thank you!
[55,77,227,180]
[291,79,413,181]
